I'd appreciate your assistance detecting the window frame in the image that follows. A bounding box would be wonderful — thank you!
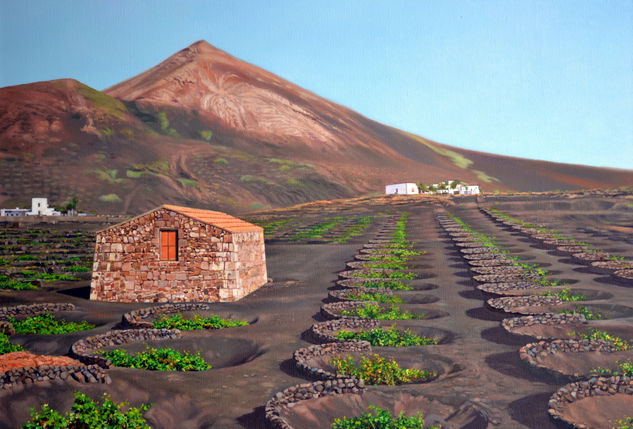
[160,229,178,261]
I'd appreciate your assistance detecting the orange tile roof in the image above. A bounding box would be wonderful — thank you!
[162,205,262,233]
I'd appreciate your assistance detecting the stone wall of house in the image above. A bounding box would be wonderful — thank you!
[90,208,267,303]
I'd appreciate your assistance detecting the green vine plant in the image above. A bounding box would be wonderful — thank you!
[99,346,210,371]
[334,326,437,347]
[357,281,414,291]
[331,405,440,429]
[329,354,435,385]
[568,328,631,351]
[346,291,403,304]
[541,288,587,302]
[10,314,95,335]
[0,333,24,355]
[340,304,424,320]
[590,360,633,377]
[558,305,605,320]
[21,391,152,429]
[152,314,248,330]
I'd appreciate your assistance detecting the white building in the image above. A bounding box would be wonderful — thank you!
[30,198,61,216]
[424,181,480,195]
[385,183,419,195]
[0,208,30,217]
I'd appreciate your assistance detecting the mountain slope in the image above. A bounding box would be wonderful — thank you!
[1,41,632,214]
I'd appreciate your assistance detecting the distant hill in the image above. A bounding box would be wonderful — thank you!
[1,40,632,214]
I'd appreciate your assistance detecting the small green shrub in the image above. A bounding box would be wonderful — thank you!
[352,270,417,280]
[365,261,410,270]
[569,328,631,351]
[16,255,37,261]
[346,291,403,304]
[331,405,438,429]
[10,313,95,335]
[199,129,213,141]
[21,391,152,428]
[214,157,228,165]
[100,346,210,371]
[335,326,437,347]
[330,354,435,385]
[0,333,24,355]
[541,288,587,302]
[341,304,423,320]
[558,305,605,320]
[152,313,248,330]
[65,266,90,272]
[292,218,344,240]
[358,281,414,291]
[613,416,633,429]
[19,271,78,282]
[591,361,633,377]
[332,216,375,244]
[0,277,37,290]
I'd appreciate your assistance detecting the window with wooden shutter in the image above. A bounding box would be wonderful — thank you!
[161,230,177,260]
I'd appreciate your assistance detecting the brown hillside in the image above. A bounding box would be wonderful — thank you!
[1,41,632,214]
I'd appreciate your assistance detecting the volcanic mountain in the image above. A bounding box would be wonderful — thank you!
[1,40,632,214]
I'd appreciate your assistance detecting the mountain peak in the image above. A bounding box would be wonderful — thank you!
[104,40,346,144]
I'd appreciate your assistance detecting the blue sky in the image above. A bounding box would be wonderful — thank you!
[1,0,632,169]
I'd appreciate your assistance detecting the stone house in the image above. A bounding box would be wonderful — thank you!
[90,204,267,303]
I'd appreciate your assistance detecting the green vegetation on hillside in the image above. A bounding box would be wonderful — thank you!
[99,194,122,203]
[77,82,128,120]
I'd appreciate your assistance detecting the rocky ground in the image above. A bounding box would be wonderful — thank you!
[0,192,632,428]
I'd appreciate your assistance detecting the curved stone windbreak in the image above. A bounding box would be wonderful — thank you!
[337,269,410,281]
[473,273,541,283]
[310,319,380,344]
[502,313,586,337]
[460,248,501,255]
[571,251,612,265]
[320,301,378,320]
[470,266,525,275]
[293,341,372,380]
[548,376,633,428]
[555,245,591,254]
[70,329,181,368]
[614,269,633,284]
[463,252,509,261]
[519,339,621,382]
[335,278,408,289]
[477,281,548,296]
[591,260,633,274]
[1,363,109,389]
[0,303,76,320]
[264,378,365,429]
[467,259,513,267]
[487,295,563,314]
[121,303,212,328]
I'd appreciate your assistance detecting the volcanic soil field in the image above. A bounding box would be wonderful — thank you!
[1,192,633,429]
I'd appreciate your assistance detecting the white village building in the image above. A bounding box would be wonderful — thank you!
[0,198,61,217]
[385,183,420,195]
[0,208,30,217]
[30,198,60,216]
[424,180,480,195]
